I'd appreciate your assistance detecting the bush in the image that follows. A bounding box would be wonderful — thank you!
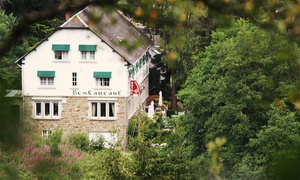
[90,136,104,152]
[68,132,89,152]
[19,134,86,179]
[166,109,177,117]
[68,132,104,152]
[48,128,63,157]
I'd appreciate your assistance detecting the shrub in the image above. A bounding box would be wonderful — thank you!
[90,136,104,152]
[20,137,86,179]
[48,128,63,157]
[166,109,177,117]
[68,132,89,152]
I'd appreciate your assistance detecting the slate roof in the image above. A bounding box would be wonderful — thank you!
[16,4,154,66]
[61,5,153,64]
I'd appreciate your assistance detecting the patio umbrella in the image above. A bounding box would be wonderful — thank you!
[158,91,163,107]
[147,101,155,118]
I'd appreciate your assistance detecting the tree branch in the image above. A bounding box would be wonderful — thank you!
[0,0,118,59]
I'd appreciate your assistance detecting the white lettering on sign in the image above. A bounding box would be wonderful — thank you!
[73,90,121,96]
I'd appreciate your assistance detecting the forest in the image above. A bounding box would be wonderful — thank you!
[1,0,300,179]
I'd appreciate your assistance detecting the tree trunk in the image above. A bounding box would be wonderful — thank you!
[170,69,178,110]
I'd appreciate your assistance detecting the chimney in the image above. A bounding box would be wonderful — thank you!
[65,12,71,20]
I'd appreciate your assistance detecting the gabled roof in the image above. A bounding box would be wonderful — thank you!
[61,5,153,64]
[16,5,154,66]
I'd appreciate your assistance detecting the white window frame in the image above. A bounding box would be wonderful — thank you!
[54,51,68,60]
[32,98,62,119]
[40,77,54,86]
[96,78,110,87]
[88,99,117,120]
[90,51,95,59]
[42,130,52,138]
[81,51,95,60]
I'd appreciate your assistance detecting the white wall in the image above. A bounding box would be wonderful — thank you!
[22,29,130,97]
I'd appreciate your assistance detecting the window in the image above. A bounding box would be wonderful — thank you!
[90,51,95,59]
[52,44,70,60]
[81,51,87,59]
[72,72,77,86]
[93,72,112,87]
[96,78,110,87]
[40,77,54,86]
[89,101,116,120]
[37,71,55,87]
[54,51,68,60]
[33,99,61,119]
[81,51,95,60]
[42,130,52,138]
[79,45,96,60]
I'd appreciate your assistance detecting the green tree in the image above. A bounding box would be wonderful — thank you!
[161,11,215,109]
[125,0,216,109]
[0,9,23,147]
[100,148,126,180]
[179,18,300,176]
[245,104,300,179]
[48,128,63,157]
[2,0,63,18]
[128,115,194,179]
[0,9,21,89]
[160,121,195,179]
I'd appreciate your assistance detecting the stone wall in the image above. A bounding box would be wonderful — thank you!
[22,96,128,147]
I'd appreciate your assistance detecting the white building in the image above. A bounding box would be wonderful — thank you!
[16,4,156,147]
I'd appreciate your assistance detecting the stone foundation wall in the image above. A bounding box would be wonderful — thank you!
[22,96,129,147]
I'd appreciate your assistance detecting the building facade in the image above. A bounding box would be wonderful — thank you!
[16,5,156,147]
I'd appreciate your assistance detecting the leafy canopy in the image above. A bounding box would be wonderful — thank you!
[179,18,300,175]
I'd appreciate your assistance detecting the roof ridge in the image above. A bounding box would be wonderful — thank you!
[60,6,89,28]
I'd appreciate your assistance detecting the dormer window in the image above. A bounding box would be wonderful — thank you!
[52,44,70,60]
[79,45,97,60]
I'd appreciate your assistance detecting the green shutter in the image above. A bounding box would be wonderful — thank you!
[146,52,151,59]
[129,68,135,75]
[79,45,97,51]
[37,71,55,77]
[143,55,147,61]
[52,44,70,51]
[142,58,146,65]
[144,54,149,61]
[135,64,139,72]
[93,72,112,78]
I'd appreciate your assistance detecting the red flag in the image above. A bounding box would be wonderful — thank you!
[130,80,140,96]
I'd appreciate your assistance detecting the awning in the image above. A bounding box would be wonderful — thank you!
[79,45,97,51]
[37,71,55,77]
[93,72,112,78]
[5,90,22,98]
[52,44,70,51]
